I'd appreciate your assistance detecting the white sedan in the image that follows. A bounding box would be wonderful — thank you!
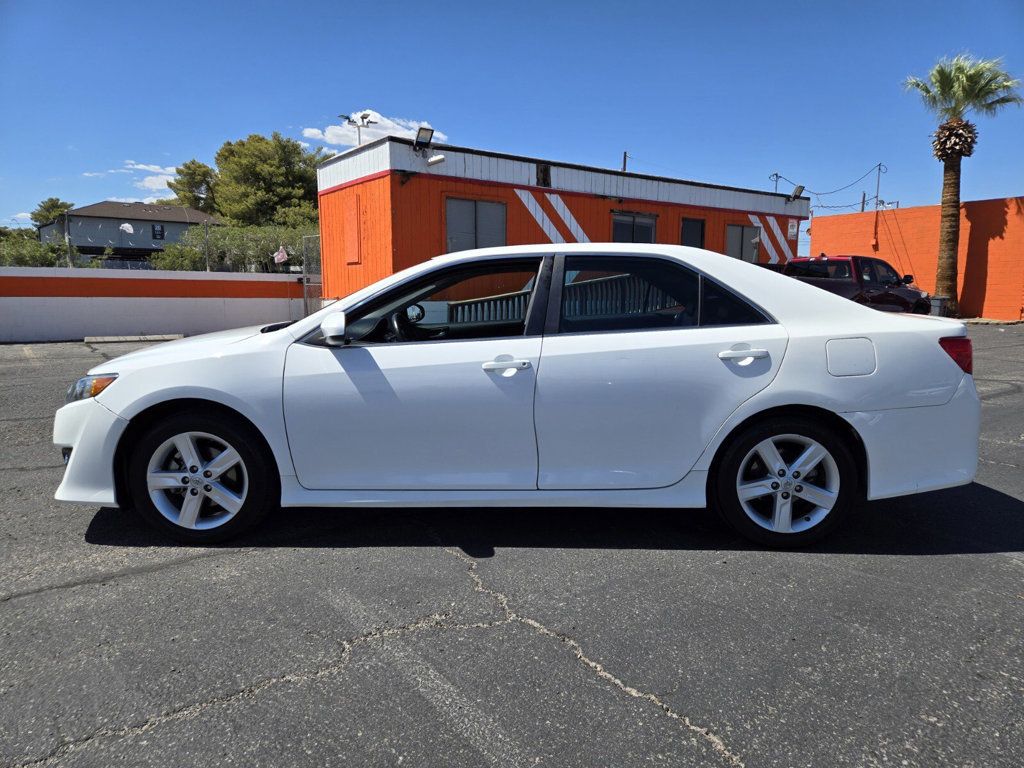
[53,244,980,546]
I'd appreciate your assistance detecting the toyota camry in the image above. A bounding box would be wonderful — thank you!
[53,244,980,546]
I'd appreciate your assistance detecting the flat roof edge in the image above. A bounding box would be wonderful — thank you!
[317,136,809,203]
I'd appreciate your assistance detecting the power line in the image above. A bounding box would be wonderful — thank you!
[812,195,878,211]
[774,163,886,197]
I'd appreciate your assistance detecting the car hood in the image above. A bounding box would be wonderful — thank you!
[88,324,268,374]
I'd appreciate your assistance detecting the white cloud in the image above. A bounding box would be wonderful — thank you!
[82,160,177,178]
[298,140,310,149]
[135,174,175,192]
[13,212,32,221]
[302,109,448,147]
[124,160,177,174]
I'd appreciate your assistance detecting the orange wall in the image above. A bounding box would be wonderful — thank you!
[320,171,803,298]
[319,173,394,298]
[810,197,1024,321]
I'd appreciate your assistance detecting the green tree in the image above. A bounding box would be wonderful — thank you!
[167,159,218,213]
[905,54,1022,315]
[0,227,71,267]
[272,199,318,227]
[30,197,74,227]
[214,132,321,225]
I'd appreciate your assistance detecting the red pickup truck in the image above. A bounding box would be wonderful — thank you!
[776,254,931,314]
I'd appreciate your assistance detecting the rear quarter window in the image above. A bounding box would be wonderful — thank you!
[700,278,769,327]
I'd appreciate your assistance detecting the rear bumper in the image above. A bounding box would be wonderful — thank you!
[842,375,980,500]
[53,398,128,506]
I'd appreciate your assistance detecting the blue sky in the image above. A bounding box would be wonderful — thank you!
[2,0,1022,254]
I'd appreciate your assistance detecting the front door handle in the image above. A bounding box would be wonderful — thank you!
[482,359,532,372]
[718,348,769,360]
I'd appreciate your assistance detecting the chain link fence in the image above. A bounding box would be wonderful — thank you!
[301,235,323,316]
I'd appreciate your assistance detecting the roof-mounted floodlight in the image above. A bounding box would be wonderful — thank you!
[413,126,435,151]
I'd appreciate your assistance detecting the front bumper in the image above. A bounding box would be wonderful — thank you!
[53,398,129,506]
[842,374,980,500]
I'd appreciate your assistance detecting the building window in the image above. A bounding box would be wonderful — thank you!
[681,218,705,248]
[151,224,165,240]
[611,212,656,243]
[726,224,760,263]
[446,198,506,253]
[536,163,552,187]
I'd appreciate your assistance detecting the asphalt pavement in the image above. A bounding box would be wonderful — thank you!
[0,326,1021,767]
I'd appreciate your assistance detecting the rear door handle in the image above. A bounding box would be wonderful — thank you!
[718,348,769,360]
[482,359,532,372]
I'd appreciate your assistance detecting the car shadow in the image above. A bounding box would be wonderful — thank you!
[84,481,1024,557]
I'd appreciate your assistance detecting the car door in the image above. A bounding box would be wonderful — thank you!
[283,257,548,490]
[534,254,788,490]
[854,257,889,309]
[870,258,914,311]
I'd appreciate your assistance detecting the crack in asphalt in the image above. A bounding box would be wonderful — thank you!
[12,611,486,767]
[82,343,116,361]
[7,538,742,767]
[0,549,245,604]
[441,545,745,768]
[1,465,65,472]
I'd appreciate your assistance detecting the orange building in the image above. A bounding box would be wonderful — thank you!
[810,197,1024,321]
[317,137,810,299]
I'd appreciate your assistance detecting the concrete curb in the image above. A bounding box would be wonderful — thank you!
[962,319,1023,326]
[84,335,184,343]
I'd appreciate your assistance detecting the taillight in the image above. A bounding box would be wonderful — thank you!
[938,336,972,375]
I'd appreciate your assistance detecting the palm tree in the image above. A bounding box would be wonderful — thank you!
[905,54,1021,315]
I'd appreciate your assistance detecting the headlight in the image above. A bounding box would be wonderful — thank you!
[66,374,118,403]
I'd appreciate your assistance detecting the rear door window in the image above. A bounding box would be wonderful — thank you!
[558,255,769,333]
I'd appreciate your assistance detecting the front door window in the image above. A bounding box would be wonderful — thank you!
[341,260,542,344]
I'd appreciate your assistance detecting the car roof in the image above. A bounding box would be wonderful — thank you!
[790,255,856,262]
[290,242,882,339]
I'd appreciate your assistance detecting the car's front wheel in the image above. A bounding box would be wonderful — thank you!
[127,411,278,544]
[712,416,859,547]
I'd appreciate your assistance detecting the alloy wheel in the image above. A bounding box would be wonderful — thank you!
[735,433,840,534]
[146,431,248,530]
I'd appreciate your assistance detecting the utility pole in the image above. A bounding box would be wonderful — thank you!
[63,212,72,267]
[874,163,884,210]
[769,172,782,193]
[860,191,867,212]
[621,151,629,172]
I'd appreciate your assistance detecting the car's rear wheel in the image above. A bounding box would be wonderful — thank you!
[127,411,277,544]
[711,416,859,547]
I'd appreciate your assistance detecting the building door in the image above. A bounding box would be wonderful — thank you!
[446,198,506,253]
[726,224,761,262]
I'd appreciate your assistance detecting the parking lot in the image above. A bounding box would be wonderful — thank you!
[1,325,1021,767]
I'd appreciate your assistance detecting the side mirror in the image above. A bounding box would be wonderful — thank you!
[902,274,914,284]
[320,311,347,346]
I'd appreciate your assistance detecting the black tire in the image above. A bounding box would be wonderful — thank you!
[710,416,859,548]
[127,410,278,544]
